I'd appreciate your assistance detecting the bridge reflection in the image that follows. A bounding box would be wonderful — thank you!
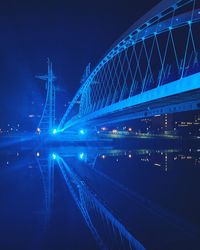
[35,146,200,249]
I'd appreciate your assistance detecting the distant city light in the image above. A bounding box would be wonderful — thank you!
[128,128,132,132]
[112,129,118,134]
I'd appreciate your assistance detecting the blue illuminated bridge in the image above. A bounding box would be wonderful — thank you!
[30,1,200,249]
[39,0,200,134]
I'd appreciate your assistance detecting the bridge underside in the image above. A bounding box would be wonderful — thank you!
[62,72,200,130]
[83,89,200,128]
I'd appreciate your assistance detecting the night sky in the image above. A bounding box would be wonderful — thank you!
[0,0,160,126]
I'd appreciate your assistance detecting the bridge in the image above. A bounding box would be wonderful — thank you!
[33,1,200,248]
[36,0,200,135]
[49,0,199,133]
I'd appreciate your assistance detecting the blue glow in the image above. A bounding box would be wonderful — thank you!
[79,153,85,160]
[52,129,57,134]
[79,129,86,135]
[52,153,57,160]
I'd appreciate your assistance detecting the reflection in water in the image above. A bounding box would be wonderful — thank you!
[57,155,145,250]
[36,155,54,225]
[1,145,200,249]
[33,146,200,249]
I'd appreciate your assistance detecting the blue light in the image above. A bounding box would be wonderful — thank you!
[52,153,57,160]
[79,153,84,159]
[52,128,57,134]
[79,152,87,161]
[79,129,86,135]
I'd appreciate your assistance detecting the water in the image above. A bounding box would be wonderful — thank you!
[0,140,200,250]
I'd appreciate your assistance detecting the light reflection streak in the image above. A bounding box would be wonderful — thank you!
[33,146,200,247]
[56,155,146,250]
[36,155,54,227]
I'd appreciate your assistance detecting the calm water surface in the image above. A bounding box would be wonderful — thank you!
[0,141,200,250]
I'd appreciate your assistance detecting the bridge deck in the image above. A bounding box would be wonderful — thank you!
[63,72,200,129]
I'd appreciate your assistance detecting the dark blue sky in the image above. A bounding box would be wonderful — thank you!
[0,0,160,126]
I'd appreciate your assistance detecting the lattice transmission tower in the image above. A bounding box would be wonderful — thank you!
[36,59,56,134]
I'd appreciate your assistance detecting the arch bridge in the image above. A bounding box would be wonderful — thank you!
[58,0,200,132]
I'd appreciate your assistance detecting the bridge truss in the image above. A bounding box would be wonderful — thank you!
[58,0,200,131]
